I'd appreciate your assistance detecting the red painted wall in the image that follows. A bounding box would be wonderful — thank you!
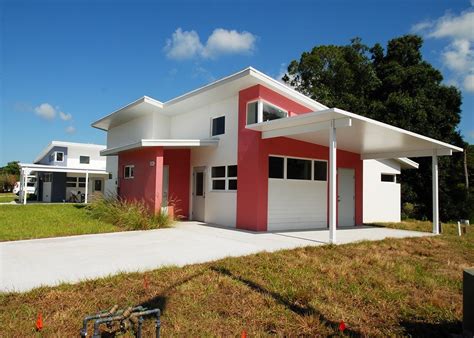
[118,147,163,213]
[236,85,363,231]
[163,149,190,219]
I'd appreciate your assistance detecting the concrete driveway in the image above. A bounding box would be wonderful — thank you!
[0,222,432,292]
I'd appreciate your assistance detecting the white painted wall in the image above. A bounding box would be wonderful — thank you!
[184,96,239,227]
[363,159,401,223]
[66,145,106,170]
[105,156,118,196]
[268,179,327,231]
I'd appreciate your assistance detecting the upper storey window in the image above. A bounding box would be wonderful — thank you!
[246,100,288,125]
[211,116,225,136]
[55,152,64,162]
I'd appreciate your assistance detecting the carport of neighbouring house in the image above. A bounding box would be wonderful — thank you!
[246,107,463,244]
[18,163,109,204]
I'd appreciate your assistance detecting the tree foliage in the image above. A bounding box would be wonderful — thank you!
[284,35,471,222]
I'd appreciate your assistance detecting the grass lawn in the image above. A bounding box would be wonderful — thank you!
[0,192,17,203]
[0,204,120,241]
[0,221,472,336]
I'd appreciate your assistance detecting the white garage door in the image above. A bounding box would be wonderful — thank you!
[268,179,327,231]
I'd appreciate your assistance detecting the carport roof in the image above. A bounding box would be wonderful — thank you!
[19,163,109,175]
[246,108,463,159]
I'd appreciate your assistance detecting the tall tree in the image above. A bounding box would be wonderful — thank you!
[284,35,470,222]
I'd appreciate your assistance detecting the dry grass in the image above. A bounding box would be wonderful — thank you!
[0,221,472,336]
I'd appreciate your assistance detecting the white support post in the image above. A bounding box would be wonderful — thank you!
[329,120,337,244]
[432,153,439,234]
[84,171,89,204]
[23,170,28,205]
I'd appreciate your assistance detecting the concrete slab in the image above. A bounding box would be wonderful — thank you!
[0,222,432,292]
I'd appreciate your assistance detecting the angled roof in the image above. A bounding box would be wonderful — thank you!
[34,141,106,164]
[91,67,328,131]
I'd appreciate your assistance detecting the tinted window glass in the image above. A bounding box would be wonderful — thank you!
[227,165,237,177]
[80,156,90,164]
[56,152,64,161]
[94,180,102,191]
[314,161,327,181]
[196,172,204,196]
[211,116,225,136]
[246,102,258,125]
[228,179,237,190]
[269,156,284,179]
[211,166,226,178]
[262,102,287,122]
[287,158,311,180]
[381,174,395,182]
[212,180,225,190]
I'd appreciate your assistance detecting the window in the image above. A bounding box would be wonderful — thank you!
[381,174,396,182]
[43,173,52,183]
[269,156,284,179]
[211,116,225,136]
[246,100,288,125]
[66,176,77,187]
[124,165,134,179]
[80,156,90,164]
[55,152,64,162]
[314,161,327,181]
[247,102,258,125]
[78,177,86,188]
[227,165,237,191]
[262,102,287,122]
[27,177,37,187]
[211,165,238,191]
[287,158,311,180]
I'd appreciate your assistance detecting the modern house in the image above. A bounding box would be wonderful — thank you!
[18,141,108,204]
[92,67,462,242]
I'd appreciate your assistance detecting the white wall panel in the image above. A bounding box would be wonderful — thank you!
[363,159,401,223]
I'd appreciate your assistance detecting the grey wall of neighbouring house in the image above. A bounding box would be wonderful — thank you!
[51,172,67,202]
[37,146,68,166]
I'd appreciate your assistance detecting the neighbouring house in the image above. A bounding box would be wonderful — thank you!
[18,141,109,203]
[92,67,461,241]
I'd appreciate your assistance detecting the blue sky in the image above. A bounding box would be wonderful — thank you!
[1,0,473,165]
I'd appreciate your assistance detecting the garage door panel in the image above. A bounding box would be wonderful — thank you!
[268,179,327,231]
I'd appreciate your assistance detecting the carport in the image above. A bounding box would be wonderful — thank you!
[246,107,463,243]
[18,163,109,204]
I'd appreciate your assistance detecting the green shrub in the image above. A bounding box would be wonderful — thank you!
[401,202,416,220]
[86,195,174,230]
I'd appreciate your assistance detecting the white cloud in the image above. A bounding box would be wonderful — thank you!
[65,126,76,134]
[202,29,256,58]
[59,111,72,121]
[463,73,474,92]
[165,28,257,60]
[164,28,203,60]
[34,103,56,120]
[413,9,474,93]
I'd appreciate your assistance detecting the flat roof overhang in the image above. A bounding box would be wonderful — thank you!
[19,163,109,175]
[246,108,463,159]
[100,138,220,156]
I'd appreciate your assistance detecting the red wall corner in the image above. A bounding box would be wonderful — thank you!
[118,147,164,213]
[164,149,190,219]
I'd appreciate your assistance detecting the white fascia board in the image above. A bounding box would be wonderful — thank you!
[361,149,453,160]
[91,96,164,131]
[100,139,219,156]
[396,158,419,169]
[262,117,351,139]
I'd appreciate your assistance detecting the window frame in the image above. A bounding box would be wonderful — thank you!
[210,164,238,192]
[210,115,226,137]
[124,165,135,179]
[55,151,64,162]
[381,173,397,183]
[268,155,328,182]
[80,156,90,164]
[246,99,288,125]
